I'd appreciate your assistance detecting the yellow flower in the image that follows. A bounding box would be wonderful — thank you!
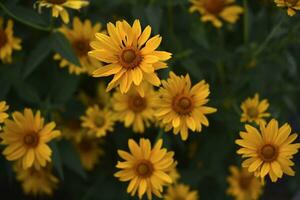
[0,108,61,169]
[0,101,9,124]
[114,138,175,200]
[240,93,270,125]
[156,72,217,141]
[168,165,180,183]
[189,0,243,28]
[164,183,199,200]
[61,118,85,142]
[236,119,300,182]
[89,19,172,96]
[35,0,89,24]
[227,166,263,200]
[14,164,59,196]
[80,105,115,137]
[54,17,104,75]
[0,17,22,63]
[274,0,300,16]
[112,83,156,133]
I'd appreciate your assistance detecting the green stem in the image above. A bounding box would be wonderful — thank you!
[155,129,164,142]
[243,0,249,45]
[0,2,52,32]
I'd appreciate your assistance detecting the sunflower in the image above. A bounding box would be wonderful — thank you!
[35,0,89,24]
[240,93,270,125]
[0,17,22,63]
[0,108,61,169]
[274,0,300,16]
[227,166,263,200]
[236,119,300,182]
[112,83,156,133]
[54,17,103,75]
[14,164,59,196]
[155,72,217,141]
[189,0,243,28]
[0,101,9,124]
[114,138,175,199]
[164,183,199,200]
[80,105,115,137]
[89,19,172,96]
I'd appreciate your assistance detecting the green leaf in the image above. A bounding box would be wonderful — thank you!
[13,81,40,104]
[51,32,81,67]
[50,141,64,180]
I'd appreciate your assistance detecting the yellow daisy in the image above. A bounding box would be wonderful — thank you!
[54,17,103,75]
[112,83,156,133]
[89,19,172,96]
[61,118,85,142]
[274,0,300,16]
[0,108,61,169]
[14,164,59,196]
[236,119,300,182]
[227,166,263,200]
[80,105,115,137]
[114,138,175,200]
[164,183,199,200]
[35,0,89,24]
[189,0,243,28]
[0,101,9,124]
[0,17,22,63]
[155,72,217,141]
[240,93,270,125]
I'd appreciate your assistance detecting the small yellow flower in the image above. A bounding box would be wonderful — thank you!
[35,0,89,24]
[156,72,217,141]
[227,166,263,200]
[115,138,175,200]
[89,19,172,96]
[236,119,300,182]
[61,118,84,142]
[274,0,300,16]
[240,93,270,125]
[164,183,199,200]
[189,0,243,28]
[80,105,115,137]
[0,17,22,63]
[54,17,104,75]
[0,108,61,169]
[112,83,156,133]
[0,101,9,124]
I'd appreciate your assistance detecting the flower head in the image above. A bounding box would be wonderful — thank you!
[156,72,217,141]
[164,183,199,200]
[236,119,300,182]
[115,138,175,199]
[274,0,300,16]
[0,101,9,124]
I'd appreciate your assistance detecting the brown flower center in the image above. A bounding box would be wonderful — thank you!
[46,0,67,4]
[238,174,253,190]
[95,116,105,128]
[128,95,147,113]
[135,160,154,178]
[247,107,258,118]
[172,95,194,115]
[120,48,142,69]
[72,39,91,57]
[203,0,225,14]
[0,29,8,49]
[259,144,278,162]
[23,133,39,147]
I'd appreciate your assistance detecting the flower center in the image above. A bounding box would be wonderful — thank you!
[72,39,91,57]
[0,29,8,49]
[128,95,147,113]
[203,0,225,14]
[95,116,105,128]
[23,133,39,147]
[238,174,253,190]
[247,107,258,118]
[172,95,194,115]
[46,0,67,4]
[120,48,142,69]
[135,160,154,178]
[259,144,278,162]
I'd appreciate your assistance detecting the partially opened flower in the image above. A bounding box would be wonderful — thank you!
[164,183,199,200]
[274,0,300,16]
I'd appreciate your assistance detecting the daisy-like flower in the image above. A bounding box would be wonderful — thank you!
[227,166,263,200]
[0,108,61,169]
[0,101,9,124]
[240,93,270,125]
[115,138,175,200]
[164,183,199,200]
[274,0,300,16]
[54,17,104,75]
[89,19,172,96]
[35,0,89,24]
[80,105,115,137]
[189,0,243,28]
[156,72,217,141]
[236,119,300,182]
[14,164,59,196]
[0,17,22,63]
[61,118,84,142]
[112,83,156,133]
